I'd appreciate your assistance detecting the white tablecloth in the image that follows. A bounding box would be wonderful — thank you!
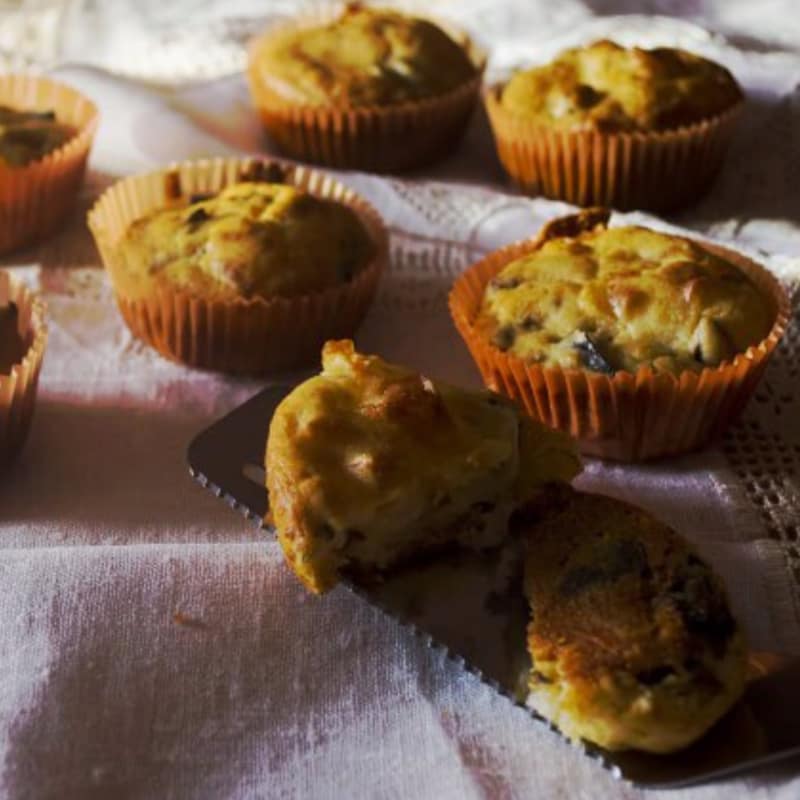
[2,2,800,798]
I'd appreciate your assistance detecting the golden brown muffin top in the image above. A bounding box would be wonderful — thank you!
[476,210,773,375]
[0,303,28,374]
[527,493,739,681]
[500,39,742,132]
[0,105,75,167]
[116,181,374,302]
[524,491,746,753]
[255,4,477,107]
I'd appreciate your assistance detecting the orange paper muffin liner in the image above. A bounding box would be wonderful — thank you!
[0,271,47,471]
[0,74,98,253]
[484,84,742,213]
[87,157,388,375]
[449,236,790,462]
[246,12,486,173]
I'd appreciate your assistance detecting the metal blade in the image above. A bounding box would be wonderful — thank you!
[187,385,800,789]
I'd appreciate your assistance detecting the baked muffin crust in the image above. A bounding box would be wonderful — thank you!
[256,4,477,107]
[501,40,742,132]
[523,491,746,753]
[266,340,580,593]
[476,210,773,375]
[0,105,75,166]
[116,182,374,301]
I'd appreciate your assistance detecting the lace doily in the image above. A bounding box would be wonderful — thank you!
[724,294,800,609]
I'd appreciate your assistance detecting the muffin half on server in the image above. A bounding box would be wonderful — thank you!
[265,340,581,593]
[247,3,485,171]
[485,39,743,211]
[88,159,387,374]
[521,492,747,753]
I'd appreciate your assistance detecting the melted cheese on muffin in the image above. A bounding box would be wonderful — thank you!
[0,105,75,167]
[501,40,742,132]
[256,5,477,107]
[476,210,773,375]
[523,491,746,753]
[266,340,580,593]
[116,182,373,301]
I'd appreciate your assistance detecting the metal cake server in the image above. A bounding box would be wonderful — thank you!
[187,385,800,789]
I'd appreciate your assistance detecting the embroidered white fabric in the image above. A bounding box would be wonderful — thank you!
[1,2,800,798]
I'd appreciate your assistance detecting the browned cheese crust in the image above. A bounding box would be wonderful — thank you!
[477,209,773,375]
[501,39,742,132]
[523,491,747,753]
[255,4,477,107]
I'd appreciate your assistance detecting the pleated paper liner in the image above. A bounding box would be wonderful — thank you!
[0,75,99,254]
[484,84,742,213]
[449,236,790,462]
[0,271,47,472]
[246,11,487,173]
[87,157,388,375]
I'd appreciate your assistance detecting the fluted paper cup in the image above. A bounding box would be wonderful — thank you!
[485,84,742,213]
[88,157,388,374]
[0,271,47,471]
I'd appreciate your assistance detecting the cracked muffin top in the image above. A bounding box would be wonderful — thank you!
[500,40,742,132]
[115,181,374,301]
[254,4,477,107]
[0,105,76,167]
[476,209,774,376]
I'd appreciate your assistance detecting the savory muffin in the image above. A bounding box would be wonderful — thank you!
[266,340,581,593]
[114,181,374,302]
[484,40,743,210]
[0,75,98,254]
[451,209,787,460]
[476,209,773,376]
[89,158,387,374]
[523,491,747,753]
[247,4,484,171]
[500,40,742,132]
[255,4,477,107]
[0,105,76,167]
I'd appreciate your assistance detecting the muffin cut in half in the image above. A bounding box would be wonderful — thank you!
[266,340,581,593]
[522,491,747,753]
